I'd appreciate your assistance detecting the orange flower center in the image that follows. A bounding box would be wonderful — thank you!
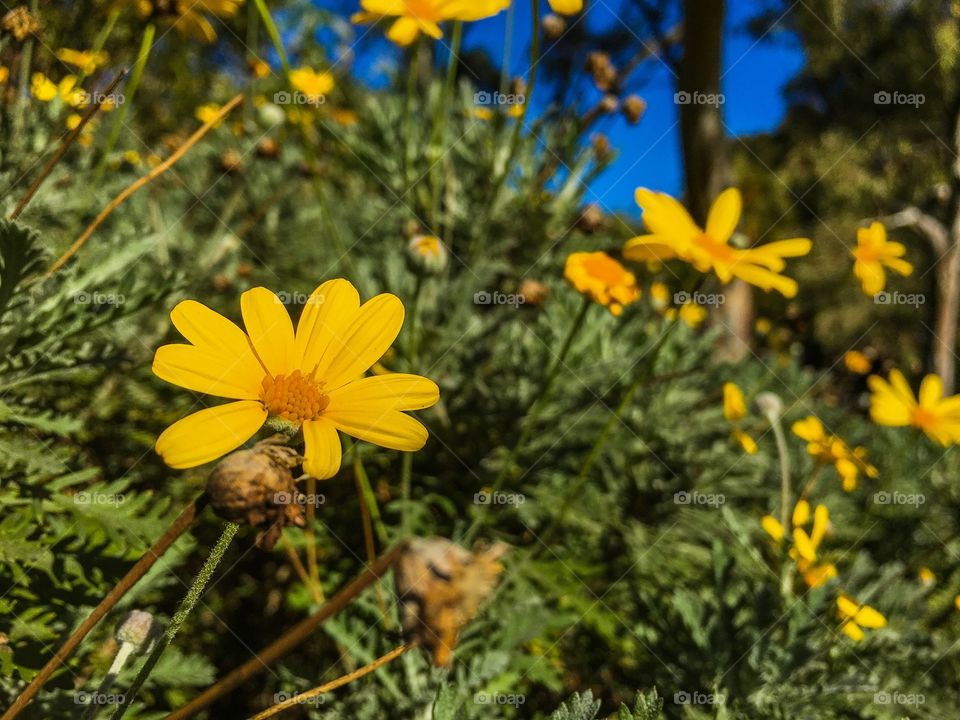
[693,233,735,263]
[404,0,440,20]
[261,370,329,424]
[581,253,629,287]
[854,246,879,263]
[911,406,938,431]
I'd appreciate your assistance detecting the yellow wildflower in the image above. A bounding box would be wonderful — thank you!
[868,370,960,446]
[754,317,772,335]
[57,48,109,74]
[722,382,757,454]
[563,251,640,316]
[289,67,334,102]
[677,302,707,329]
[791,415,877,491]
[195,103,223,127]
[762,500,836,588]
[352,0,511,46]
[918,567,935,586]
[649,282,670,309]
[0,66,8,84]
[471,107,494,121]
[169,0,245,43]
[30,73,57,101]
[152,280,440,478]
[852,222,912,296]
[843,350,871,374]
[837,594,886,641]
[624,188,812,298]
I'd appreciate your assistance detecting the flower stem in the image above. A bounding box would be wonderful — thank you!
[252,0,292,80]
[95,22,155,181]
[246,643,415,720]
[108,522,239,720]
[429,21,463,228]
[2,495,206,720]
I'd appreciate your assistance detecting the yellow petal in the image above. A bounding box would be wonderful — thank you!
[548,0,583,14]
[155,401,266,468]
[170,300,261,361]
[325,405,428,451]
[327,373,439,411]
[854,604,886,629]
[791,416,824,443]
[622,235,679,262]
[792,499,810,528]
[841,621,865,641]
[387,17,422,45]
[241,287,296,377]
[734,429,757,454]
[810,504,829,547]
[723,382,746,421]
[153,344,263,400]
[761,515,784,542]
[321,293,404,389]
[302,417,342,479]
[803,563,836,588]
[837,594,859,619]
[792,528,816,561]
[705,188,741,243]
[295,279,361,373]
[918,374,944,409]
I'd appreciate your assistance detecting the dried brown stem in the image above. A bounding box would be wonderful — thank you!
[44,93,244,278]
[2,494,208,720]
[162,544,405,720]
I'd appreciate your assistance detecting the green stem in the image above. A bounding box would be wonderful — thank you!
[108,522,238,720]
[403,38,421,187]
[96,22,155,180]
[346,438,389,544]
[244,0,261,126]
[12,0,38,141]
[499,3,515,94]
[74,8,120,89]
[429,21,463,227]
[252,0,292,80]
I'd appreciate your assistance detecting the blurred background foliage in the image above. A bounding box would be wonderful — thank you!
[1,0,960,718]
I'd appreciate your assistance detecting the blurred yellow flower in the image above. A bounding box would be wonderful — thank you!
[548,0,582,14]
[791,415,877,491]
[722,382,757,454]
[563,251,640,316]
[918,566,935,586]
[677,302,707,328]
[0,66,9,84]
[754,317,772,335]
[290,67,334,100]
[57,48,109,74]
[868,370,960,446]
[843,350,871,374]
[624,188,812,298]
[649,281,669,309]
[30,73,57,101]
[471,107,494,121]
[165,0,245,43]
[352,0,511,46]
[195,103,224,127]
[122,150,143,166]
[852,222,912,296]
[837,594,886,641]
[57,76,87,108]
[763,500,836,588]
[153,280,439,478]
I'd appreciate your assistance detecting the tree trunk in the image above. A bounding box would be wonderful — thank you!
[935,234,960,395]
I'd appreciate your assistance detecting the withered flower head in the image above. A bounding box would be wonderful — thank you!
[542,13,566,40]
[395,536,508,667]
[518,278,550,307]
[576,203,605,234]
[2,6,41,41]
[206,440,304,550]
[115,610,159,655]
[585,51,616,91]
[622,95,647,124]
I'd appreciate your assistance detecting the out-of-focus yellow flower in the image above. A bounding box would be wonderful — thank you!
[0,66,9,84]
[677,302,707,328]
[762,500,836,588]
[955,595,960,611]
[195,103,224,127]
[66,113,83,130]
[843,350,871,374]
[122,150,142,166]
[624,188,812,298]
[57,48,109,74]
[289,67,334,102]
[352,0,511,46]
[754,317,772,335]
[152,280,439,478]
[330,108,359,125]
[250,59,270,78]
[918,566,935,586]
[31,73,57,101]
[57,76,87,108]
[649,282,669,309]
[852,222,912,296]
[722,382,757,454]
[471,107,494,121]
[563,251,640,316]
[505,102,524,118]
[868,370,960,446]
[163,0,245,44]
[791,415,877,491]
[548,0,582,14]
[837,594,886,641]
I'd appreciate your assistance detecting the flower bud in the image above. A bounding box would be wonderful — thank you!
[407,235,448,274]
[542,13,566,40]
[115,611,159,656]
[576,204,604,233]
[622,95,647,124]
[754,391,784,420]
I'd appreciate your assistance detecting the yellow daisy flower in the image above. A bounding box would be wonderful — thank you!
[30,73,57,102]
[624,188,812,298]
[289,67,335,101]
[852,222,912,296]
[843,350,871,374]
[152,280,440,479]
[762,500,836,588]
[563,251,640,316]
[837,594,886,641]
[548,0,582,14]
[352,0,511,46]
[868,370,960,446]
[57,48,109,74]
[791,415,877,491]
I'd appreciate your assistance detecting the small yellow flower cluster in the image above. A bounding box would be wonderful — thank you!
[762,499,837,588]
[722,382,756,454]
[791,416,877,492]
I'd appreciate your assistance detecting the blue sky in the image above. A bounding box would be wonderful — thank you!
[321,1,804,214]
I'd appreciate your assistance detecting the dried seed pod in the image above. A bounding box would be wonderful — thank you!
[256,137,280,159]
[206,441,304,550]
[622,95,647,124]
[585,52,617,91]
[2,6,40,41]
[576,203,605,234]
[220,149,244,174]
[591,132,612,160]
[395,536,508,667]
[542,13,566,40]
[518,278,550,307]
